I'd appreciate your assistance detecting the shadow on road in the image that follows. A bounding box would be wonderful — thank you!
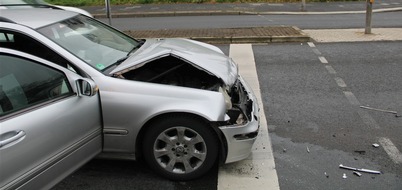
[52,159,218,190]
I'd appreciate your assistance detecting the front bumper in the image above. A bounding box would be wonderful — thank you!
[218,77,260,163]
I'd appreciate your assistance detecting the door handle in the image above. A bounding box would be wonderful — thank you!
[0,130,26,148]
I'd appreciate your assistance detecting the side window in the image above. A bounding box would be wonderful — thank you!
[0,30,76,72]
[0,32,15,42]
[0,54,74,117]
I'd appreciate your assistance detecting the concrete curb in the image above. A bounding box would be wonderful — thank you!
[124,26,310,44]
[93,7,402,18]
[188,35,310,44]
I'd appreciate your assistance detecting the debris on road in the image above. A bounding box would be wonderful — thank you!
[372,143,380,148]
[353,171,362,177]
[339,164,381,174]
[306,146,310,153]
[324,172,329,178]
[354,150,366,155]
[359,106,400,117]
[342,173,347,179]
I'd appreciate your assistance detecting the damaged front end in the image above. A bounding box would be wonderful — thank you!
[218,76,260,163]
[113,55,224,92]
[111,40,259,164]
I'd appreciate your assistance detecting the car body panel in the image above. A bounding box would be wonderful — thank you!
[0,49,102,189]
[112,38,238,86]
[93,75,227,152]
[0,9,78,29]
[54,5,92,17]
[0,0,92,17]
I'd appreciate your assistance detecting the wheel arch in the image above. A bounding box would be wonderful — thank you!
[135,112,227,165]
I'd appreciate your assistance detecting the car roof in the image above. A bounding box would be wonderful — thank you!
[0,0,46,4]
[0,9,78,29]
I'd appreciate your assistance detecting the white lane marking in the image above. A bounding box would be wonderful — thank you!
[121,6,141,10]
[312,48,322,55]
[310,46,380,129]
[258,15,273,22]
[357,109,380,129]
[379,137,402,164]
[325,65,337,74]
[218,44,280,190]
[343,91,360,106]
[345,90,382,128]
[343,91,380,128]
[307,42,316,47]
[309,46,380,129]
[334,77,347,88]
[343,92,380,129]
[318,56,328,64]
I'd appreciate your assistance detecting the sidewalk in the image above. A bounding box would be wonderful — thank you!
[305,28,402,43]
[82,2,402,43]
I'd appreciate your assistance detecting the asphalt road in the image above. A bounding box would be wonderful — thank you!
[100,12,402,31]
[53,41,402,190]
[84,0,402,17]
[255,41,402,189]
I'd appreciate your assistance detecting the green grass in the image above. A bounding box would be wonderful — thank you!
[45,0,362,7]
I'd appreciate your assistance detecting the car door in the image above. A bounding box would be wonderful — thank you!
[0,49,102,189]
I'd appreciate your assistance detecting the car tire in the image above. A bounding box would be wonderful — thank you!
[143,115,218,181]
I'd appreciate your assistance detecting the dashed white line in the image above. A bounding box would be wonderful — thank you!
[318,56,328,64]
[325,65,337,74]
[334,77,347,87]
[314,51,381,129]
[357,109,380,129]
[307,42,316,47]
[379,137,402,164]
[343,92,380,129]
[343,91,360,106]
[312,48,322,55]
[121,6,141,10]
[308,44,399,164]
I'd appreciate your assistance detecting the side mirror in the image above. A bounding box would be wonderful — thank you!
[76,79,98,97]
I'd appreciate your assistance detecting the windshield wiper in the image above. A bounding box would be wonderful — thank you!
[102,39,146,73]
[127,39,145,56]
[102,56,128,73]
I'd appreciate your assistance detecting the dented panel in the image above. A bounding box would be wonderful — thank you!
[110,38,238,86]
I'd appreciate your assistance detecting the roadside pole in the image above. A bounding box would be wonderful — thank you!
[105,0,112,26]
[365,0,373,34]
[301,0,306,11]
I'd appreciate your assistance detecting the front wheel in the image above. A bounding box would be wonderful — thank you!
[142,115,218,180]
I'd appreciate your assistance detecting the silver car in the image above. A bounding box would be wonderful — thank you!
[0,8,259,188]
[0,0,92,17]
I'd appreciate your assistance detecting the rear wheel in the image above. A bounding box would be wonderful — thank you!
[142,115,218,180]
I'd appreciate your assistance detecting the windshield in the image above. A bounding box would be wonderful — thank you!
[37,15,139,71]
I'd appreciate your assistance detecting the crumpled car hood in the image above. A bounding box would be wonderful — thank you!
[110,38,238,86]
